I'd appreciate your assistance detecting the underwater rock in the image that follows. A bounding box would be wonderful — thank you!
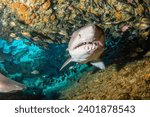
[0,0,149,44]
[61,54,150,100]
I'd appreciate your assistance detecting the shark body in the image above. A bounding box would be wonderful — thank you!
[0,73,26,93]
[60,24,105,71]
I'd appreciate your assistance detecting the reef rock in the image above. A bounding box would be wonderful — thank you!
[61,54,150,100]
[0,0,149,45]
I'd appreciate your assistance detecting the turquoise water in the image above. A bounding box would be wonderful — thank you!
[0,38,89,99]
[0,34,128,99]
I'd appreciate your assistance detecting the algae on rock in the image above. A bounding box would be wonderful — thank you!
[0,0,149,44]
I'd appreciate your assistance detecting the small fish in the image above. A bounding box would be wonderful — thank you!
[21,32,31,38]
[31,70,39,75]
[121,25,130,32]
[24,42,32,46]
[60,24,105,71]
[10,21,16,27]
[10,33,16,38]
[0,73,26,93]
[15,37,21,40]
[32,36,40,42]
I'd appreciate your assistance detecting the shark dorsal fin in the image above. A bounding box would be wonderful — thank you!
[60,57,73,71]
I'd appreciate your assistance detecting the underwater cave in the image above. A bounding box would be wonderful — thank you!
[0,37,90,99]
[0,0,150,100]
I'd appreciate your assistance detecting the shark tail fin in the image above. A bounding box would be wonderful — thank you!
[60,57,72,71]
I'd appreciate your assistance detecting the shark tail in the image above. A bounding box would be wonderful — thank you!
[60,57,72,71]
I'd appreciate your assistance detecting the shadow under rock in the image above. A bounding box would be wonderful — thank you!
[102,33,150,71]
[116,36,150,71]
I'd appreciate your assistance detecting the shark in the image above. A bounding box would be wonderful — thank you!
[60,24,105,71]
[0,73,26,93]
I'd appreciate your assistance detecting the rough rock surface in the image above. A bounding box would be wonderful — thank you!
[60,34,150,100]
[61,52,150,100]
[0,0,149,45]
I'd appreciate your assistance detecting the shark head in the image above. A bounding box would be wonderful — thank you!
[60,24,105,71]
[0,73,26,93]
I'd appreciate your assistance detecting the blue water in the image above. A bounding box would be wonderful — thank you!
[0,38,88,99]
[0,33,126,99]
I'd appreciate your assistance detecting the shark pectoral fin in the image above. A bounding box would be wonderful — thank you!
[0,73,26,93]
[90,61,105,70]
[9,79,27,92]
[60,57,73,71]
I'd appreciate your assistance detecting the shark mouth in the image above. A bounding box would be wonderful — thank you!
[73,41,103,50]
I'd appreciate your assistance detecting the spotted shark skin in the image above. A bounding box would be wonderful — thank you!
[60,24,105,71]
[0,73,26,93]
